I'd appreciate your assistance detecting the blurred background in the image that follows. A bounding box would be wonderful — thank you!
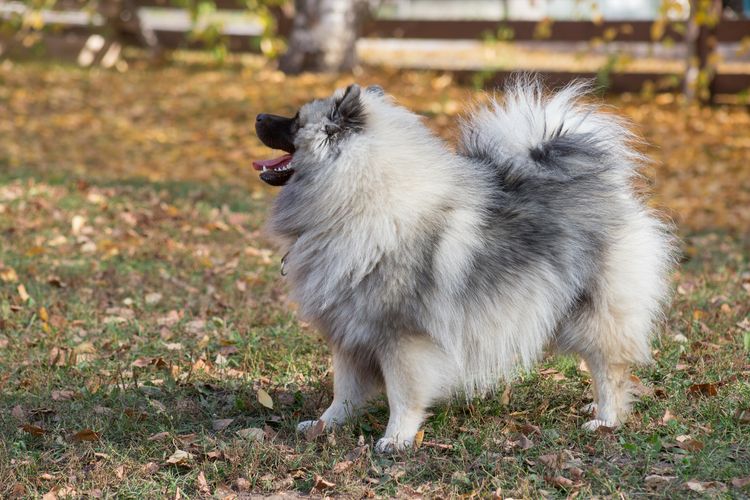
[1,0,749,229]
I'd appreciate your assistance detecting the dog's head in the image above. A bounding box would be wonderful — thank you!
[253,84,384,186]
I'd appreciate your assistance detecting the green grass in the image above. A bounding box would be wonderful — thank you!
[1,172,748,499]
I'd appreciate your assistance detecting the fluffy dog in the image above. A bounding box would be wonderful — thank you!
[253,79,674,453]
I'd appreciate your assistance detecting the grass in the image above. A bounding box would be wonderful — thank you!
[1,172,747,499]
[0,60,749,498]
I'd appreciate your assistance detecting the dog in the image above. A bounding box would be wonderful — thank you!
[253,78,674,453]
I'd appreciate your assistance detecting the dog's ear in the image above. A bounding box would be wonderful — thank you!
[333,84,365,132]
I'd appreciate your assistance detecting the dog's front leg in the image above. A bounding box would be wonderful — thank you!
[375,336,458,453]
[297,347,382,433]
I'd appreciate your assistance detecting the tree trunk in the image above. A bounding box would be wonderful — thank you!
[98,0,162,58]
[279,0,369,74]
[684,0,721,103]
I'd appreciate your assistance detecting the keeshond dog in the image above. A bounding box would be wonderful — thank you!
[253,79,674,453]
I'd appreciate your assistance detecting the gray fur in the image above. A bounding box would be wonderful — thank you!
[259,77,675,451]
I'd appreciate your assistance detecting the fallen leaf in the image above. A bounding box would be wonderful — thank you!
[51,390,78,401]
[71,215,85,235]
[197,471,211,495]
[143,462,160,474]
[645,474,676,490]
[545,475,576,489]
[731,476,750,489]
[166,449,194,466]
[332,460,354,473]
[11,405,25,420]
[236,427,265,442]
[304,419,326,441]
[504,432,533,451]
[17,284,30,302]
[660,409,676,425]
[675,434,704,452]
[147,431,171,442]
[311,474,335,492]
[414,429,425,448]
[235,478,251,492]
[0,267,18,282]
[735,407,750,424]
[71,429,100,442]
[145,292,162,305]
[684,480,727,493]
[8,483,25,499]
[687,382,718,397]
[212,418,234,431]
[21,423,46,436]
[257,388,273,409]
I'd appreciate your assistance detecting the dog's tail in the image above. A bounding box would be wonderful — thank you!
[460,76,644,184]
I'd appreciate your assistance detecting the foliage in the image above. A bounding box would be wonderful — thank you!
[0,60,749,498]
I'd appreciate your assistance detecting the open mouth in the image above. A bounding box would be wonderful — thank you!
[252,153,294,186]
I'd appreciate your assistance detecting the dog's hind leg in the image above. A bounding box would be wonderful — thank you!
[560,215,670,430]
[375,335,459,453]
[297,347,382,433]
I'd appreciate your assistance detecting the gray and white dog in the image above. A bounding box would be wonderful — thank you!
[253,79,674,453]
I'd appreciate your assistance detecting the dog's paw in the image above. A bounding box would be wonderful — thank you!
[580,402,598,415]
[374,437,412,454]
[582,418,617,432]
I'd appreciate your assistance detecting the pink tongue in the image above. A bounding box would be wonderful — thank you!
[252,154,292,171]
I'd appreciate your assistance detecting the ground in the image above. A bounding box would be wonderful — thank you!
[0,56,749,498]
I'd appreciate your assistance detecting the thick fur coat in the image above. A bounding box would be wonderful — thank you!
[253,79,674,452]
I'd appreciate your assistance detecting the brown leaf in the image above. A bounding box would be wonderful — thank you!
[11,405,25,421]
[197,471,211,495]
[684,480,727,493]
[687,382,718,397]
[236,428,264,442]
[166,449,194,466]
[147,431,171,442]
[0,267,18,282]
[51,390,78,401]
[735,407,750,424]
[311,474,335,492]
[212,418,234,432]
[71,429,101,442]
[332,460,354,473]
[731,476,750,489]
[545,475,576,489]
[660,409,676,425]
[234,478,251,492]
[645,474,677,490]
[675,435,704,452]
[304,419,326,441]
[143,462,160,474]
[21,423,46,436]
[8,483,25,499]
[505,432,534,451]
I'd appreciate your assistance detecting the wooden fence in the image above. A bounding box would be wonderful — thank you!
[4,0,750,94]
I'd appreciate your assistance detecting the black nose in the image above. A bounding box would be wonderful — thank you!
[256,114,266,123]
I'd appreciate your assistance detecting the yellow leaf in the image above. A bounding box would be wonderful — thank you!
[257,388,273,409]
[0,267,18,282]
[17,284,30,302]
[414,429,425,448]
[39,306,49,323]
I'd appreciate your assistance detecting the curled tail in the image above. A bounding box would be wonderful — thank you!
[460,76,644,184]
